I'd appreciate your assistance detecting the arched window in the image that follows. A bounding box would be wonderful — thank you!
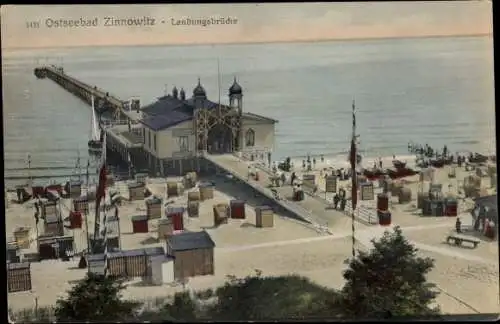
[245,128,255,147]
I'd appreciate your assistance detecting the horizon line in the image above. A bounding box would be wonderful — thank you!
[2,32,492,51]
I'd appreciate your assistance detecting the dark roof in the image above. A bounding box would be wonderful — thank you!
[139,84,275,131]
[229,77,242,95]
[193,78,206,97]
[140,111,192,131]
[139,93,227,131]
[168,231,215,251]
[474,195,497,210]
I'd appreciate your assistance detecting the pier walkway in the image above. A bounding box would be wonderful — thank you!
[34,66,134,122]
[232,153,379,226]
[205,154,378,235]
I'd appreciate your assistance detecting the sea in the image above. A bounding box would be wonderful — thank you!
[2,35,496,187]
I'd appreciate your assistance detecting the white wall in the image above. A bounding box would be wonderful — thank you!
[242,119,275,152]
[142,117,274,158]
[156,120,195,159]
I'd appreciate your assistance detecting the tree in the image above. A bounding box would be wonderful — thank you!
[208,271,342,320]
[54,273,140,322]
[339,226,440,319]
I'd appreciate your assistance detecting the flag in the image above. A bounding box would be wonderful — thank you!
[94,131,107,238]
[350,100,358,211]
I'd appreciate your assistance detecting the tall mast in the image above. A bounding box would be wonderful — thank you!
[85,159,91,261]
[350,99,358,259]
[217,58,222,111]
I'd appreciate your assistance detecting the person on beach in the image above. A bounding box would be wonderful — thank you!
[333,193,340,210]
[378,158,383,169]
[320,155,324,162]
[313,158,316,168]
[302,160,306,170]
[291,172,296,186]
[455,217,462,233]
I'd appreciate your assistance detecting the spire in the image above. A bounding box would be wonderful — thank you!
[229,76,242,95]
[193,78,206,97]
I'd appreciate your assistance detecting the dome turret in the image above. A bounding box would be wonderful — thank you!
[229,77,242,95]
[193,78,206,97]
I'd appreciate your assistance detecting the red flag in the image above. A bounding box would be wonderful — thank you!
[350,138,357,211]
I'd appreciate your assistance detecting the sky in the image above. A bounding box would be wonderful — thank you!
[0,2,493,49]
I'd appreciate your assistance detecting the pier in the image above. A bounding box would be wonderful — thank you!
[34,65,134,122]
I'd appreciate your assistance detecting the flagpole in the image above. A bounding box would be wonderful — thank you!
[350,99,357,259]
[83,160,92,273]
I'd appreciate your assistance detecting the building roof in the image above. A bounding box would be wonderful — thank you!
[243,112,278,124]
[139,84,276,131]
[229,77,242,95]
[193,78,206,97]
[167,230,215,251]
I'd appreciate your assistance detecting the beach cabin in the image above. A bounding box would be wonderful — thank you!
[7,262,32,293]
[165,231,215,279]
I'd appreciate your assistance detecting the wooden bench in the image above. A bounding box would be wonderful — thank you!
[446,234,480,248]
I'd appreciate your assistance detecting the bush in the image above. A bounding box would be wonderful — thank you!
[54,273,140,322]
[207,271,342,320]
[338,226,440,319]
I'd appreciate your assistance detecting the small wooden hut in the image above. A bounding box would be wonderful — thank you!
[87,254,106,275]
[128,182,145,201]
[158,218,174,240]
[14,227,31,249]
[7,262,32,293]
[165,231,215,279]
[213,203,229,226]
[146,197,162,219]
[183,172,198,189]
[41,200,57,218]
[167,181,184,197]
[7,243,20,263]
[256,206,274,228]
[199,182,214,200]
[44,214,63,237]
[38,235,58,260]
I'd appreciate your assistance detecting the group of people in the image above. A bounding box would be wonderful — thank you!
[408,142,448,158]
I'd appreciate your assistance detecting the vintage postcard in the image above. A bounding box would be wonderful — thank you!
[2,2,497,322]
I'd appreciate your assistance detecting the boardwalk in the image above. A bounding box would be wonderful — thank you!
[204,154,378,235]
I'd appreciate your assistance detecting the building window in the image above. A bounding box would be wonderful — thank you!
[142,128,146,144]
[178,136,189,152]
[154,134,157,152]
[148,130,151,148]
[245,129,255,147]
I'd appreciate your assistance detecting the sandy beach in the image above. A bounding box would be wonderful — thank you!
[6,165,499,315]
